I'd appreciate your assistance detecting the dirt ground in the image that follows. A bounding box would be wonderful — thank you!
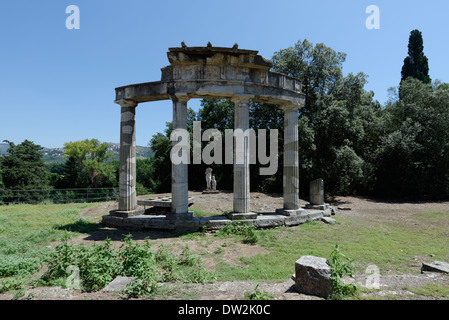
[2,192,448,300]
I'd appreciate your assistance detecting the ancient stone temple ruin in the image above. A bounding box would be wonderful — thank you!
[102,43,333,231]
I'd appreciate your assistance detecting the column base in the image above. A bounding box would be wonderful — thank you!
[275,208,306,216]
[227,212,258,220]
[166,212,194,221]
[304,203,330,210]
[109,207,145,218]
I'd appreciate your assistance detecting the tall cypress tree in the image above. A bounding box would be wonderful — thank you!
[401,29,431,84]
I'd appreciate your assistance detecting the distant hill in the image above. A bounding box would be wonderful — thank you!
[0,142,153,164]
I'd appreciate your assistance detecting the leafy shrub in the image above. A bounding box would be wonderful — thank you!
[77,239,122,292]
[0,255,43,277]
[0,277,26,293]
[327,244,358,299]
[42,235,214,296]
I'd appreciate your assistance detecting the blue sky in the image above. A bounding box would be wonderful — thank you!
[1,0,448,148]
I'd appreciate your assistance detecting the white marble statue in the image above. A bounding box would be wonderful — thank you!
[211,176,217,191]
[205,167,213,190]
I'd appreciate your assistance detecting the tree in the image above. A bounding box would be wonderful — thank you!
[401,29,431,84]
[375,78,449,199]
[148,132,172,192]
[272,40,383,195]
[0,140,50,190]
[0,165,4,190]
[272,39,346,116]
[61,139,116,188]
[136,158,156,192]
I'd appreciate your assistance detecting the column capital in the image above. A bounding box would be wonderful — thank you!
[279,103,299,111]
[231,95,254,105]
[115,99,138,108]
[169,95,191,103]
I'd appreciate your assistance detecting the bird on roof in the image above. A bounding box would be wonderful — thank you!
[181,41,187,48]
[207,41,212,48]
[232,43,239,49]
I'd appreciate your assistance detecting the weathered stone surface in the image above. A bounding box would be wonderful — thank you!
[421,261,449,274]
[102,276,135,292]
[309,179,324,205]
[295,256,333,298]
[227,212,257,220]
[321,217,336,225]
[281,106,300,212]
[137,196,194,208]
[254,215,285,228]
[116,46,305,107]
[166,212,194,221]
[117,101,138,212]
[233,97,251,214]
[275,208,305,216]
[305,203,329,210]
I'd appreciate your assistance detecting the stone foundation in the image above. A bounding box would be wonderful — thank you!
[101,207,332,232]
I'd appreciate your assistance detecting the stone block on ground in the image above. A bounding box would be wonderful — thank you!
[421,261,449,274]
[102,276,136,292]
[294,255,333,298]
[321,217,336,224]
[226,212,258,220]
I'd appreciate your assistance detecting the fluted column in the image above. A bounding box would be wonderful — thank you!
[110,99,144,217]
[168,95,192,220]
[227,97,257,220]
[276,105,303,216]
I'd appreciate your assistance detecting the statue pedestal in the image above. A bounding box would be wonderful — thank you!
[202,190,219,194]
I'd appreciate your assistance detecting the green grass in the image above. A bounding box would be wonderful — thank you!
[406,283,449,299]
[0,202,98,292]
[214,213,449,282]
[190,206,225,218]
[1,202,448,299]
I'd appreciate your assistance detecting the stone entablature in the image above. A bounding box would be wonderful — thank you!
[115,46,304,107]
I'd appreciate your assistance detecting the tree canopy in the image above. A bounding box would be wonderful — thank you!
[0,140,49,190]
[59,139,116,188]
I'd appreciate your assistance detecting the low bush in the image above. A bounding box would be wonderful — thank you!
[41,235,214,297]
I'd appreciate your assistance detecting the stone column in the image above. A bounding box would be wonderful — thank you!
[276,105,304,216]
[228,97,256,220]
[110,99,143,217]
[168,95,192,220]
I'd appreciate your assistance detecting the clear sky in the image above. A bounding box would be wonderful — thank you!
[1,0,448,148]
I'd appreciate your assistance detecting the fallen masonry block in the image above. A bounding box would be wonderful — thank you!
[102,276,136,292]
[321,217,336,224]
[294,255,333,298]
[421,261,449,274]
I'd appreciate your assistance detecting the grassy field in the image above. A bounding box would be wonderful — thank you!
[0,199,448,299]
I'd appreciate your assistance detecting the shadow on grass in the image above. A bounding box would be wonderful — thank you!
[56,219,101,234]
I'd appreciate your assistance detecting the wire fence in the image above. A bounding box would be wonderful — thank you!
[0,187,148,205]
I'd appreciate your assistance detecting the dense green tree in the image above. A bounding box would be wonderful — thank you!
[136,158,156,192]
[401,29,431,84]
[272,40,383,195]
[375,78,449,198]
[0,140,50,190]
[0,165,4,190]
[148,132,173,192]
[272,39,346,116]
[60,139,116,188]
